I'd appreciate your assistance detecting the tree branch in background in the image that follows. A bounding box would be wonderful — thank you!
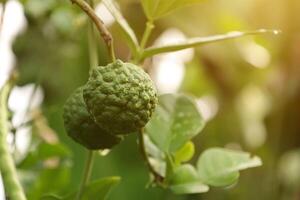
[70,0,116,61]
[0,78,27,200]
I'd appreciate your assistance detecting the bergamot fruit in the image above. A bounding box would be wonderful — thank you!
[83,59,158,135]
[63,87,122,150]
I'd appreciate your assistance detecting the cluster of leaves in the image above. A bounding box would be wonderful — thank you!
[144,94,262,194]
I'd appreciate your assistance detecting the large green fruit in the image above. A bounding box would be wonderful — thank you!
[83,60,158,135]
[63,87,122,150]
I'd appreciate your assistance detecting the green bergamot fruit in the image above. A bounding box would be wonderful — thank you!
[63,87,122,150]
[83,59,158,135]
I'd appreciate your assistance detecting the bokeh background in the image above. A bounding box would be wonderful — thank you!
[0,0,300,199]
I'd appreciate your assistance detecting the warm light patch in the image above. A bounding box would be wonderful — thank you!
[151,28,194,93]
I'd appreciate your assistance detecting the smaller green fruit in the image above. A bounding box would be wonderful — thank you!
[63,87,122,150]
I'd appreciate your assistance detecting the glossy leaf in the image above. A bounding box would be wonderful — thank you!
[145,94,205,153]
[174,141,195,165]
[141,29,279,59]
[141,0,204,20]
[197,148,262,187]
[170,164,209,194]
[103,0,139,56]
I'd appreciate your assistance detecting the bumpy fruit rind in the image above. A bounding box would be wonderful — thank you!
[83,60,158,135]
[63,87,122,150]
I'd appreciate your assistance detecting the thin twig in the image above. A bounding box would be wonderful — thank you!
[70,0,116,61]
[138,129,164,185]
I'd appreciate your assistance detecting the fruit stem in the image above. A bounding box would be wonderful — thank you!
[138,129,164,185]
[76,150,95,200]
[70,0,116,62]
[0,81,27,200]
[76,2,97,199]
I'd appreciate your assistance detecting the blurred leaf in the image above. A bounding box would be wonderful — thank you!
[80,177,121,200]
[50,7,75,34]
[18,143,71,169]
[197,148,262,187]
[29,164,71,200]
[41,194,68,200]
[103,0,139,56]
[278,149,300,188]
[169,164,209,194]
[24,0,56,17]
[141,0,204,20]
[141,29,278,59]
[41,177,120,200]
[145,94,205,153]
[174,141,195,165]
[40,194,63,200]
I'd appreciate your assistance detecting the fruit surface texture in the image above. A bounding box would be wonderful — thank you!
[83,60,158,135]
[63,87,122,149]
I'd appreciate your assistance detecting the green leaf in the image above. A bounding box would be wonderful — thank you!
[141,0,204,20]
[50,7,75,34]
[41,193,73,200]
[24,0,56,18]
[41,177,120,200]
[141,29,279,59]
[103,0,139,56]
[40,194,62,200]
[169,164,209,194]
[170,164,201,184]
[170,182,209,194]
[197,148,262,187]
[145,94,205,153]
[80,177,121,200]
[32,164,71,200]
[174,141,195,165]
[18,143,71,169]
